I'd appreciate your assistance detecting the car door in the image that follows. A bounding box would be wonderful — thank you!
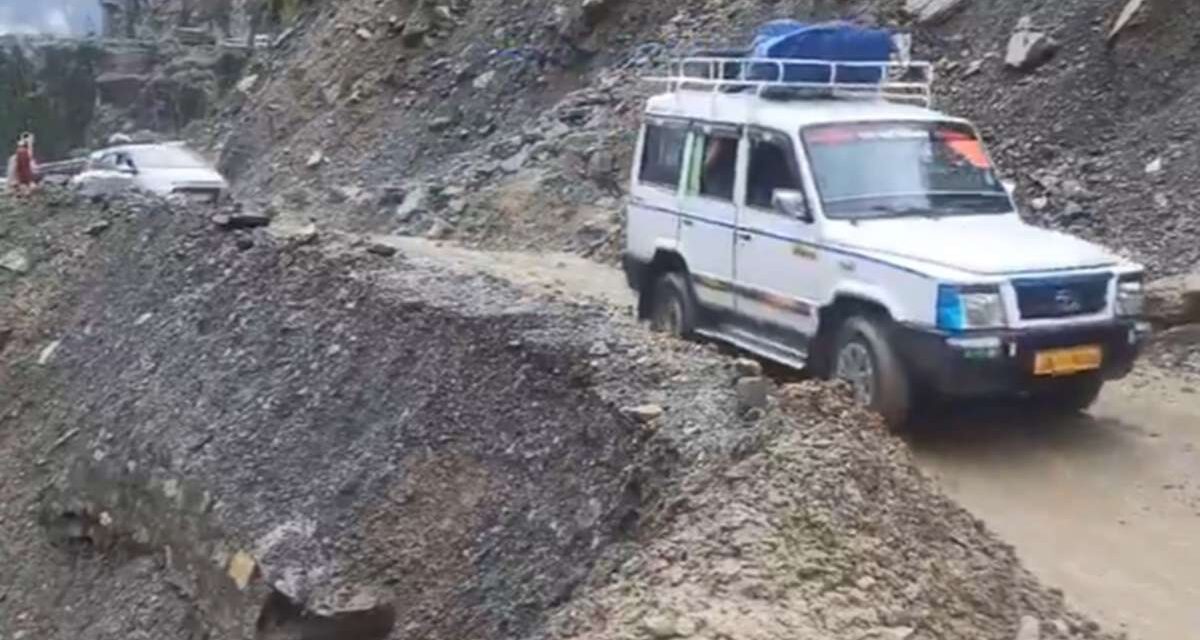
[627,117,688,264]
[733,128,825,345]
[677,123,741,314]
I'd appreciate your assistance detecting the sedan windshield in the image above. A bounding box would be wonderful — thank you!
[802,121,1012,219]
[127,146,209,169]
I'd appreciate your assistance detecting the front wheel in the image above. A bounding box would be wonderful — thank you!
[833,315,912,430]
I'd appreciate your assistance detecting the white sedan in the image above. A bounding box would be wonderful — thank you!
[71,142,228,203]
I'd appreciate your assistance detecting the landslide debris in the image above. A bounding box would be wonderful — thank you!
[198,0,1200,280]
[1,191,1118,640]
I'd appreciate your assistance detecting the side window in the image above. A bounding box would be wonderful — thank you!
[746,134,803,210]
[638,123,687,189]
[686,132,739,202]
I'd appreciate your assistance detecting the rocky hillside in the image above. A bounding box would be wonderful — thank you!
[0,190,1119,639]
[203,0,1198,276]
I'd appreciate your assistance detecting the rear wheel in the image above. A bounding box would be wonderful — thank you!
[833,315,912,430]
[647,272,696,338]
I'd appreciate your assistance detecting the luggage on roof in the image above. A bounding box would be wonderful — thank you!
[747,20,895,85]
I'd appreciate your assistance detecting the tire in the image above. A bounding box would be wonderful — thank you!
[647,272,697,338]
[833,315,912,430]
[1035,375,1104,415]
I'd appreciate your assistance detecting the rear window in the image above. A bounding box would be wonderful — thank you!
[638,124,686,189]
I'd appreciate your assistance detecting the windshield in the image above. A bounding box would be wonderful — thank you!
[802,121,1011,219]
[127,146,209,169]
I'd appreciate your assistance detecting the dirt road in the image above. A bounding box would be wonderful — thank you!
[912,371,1200,640]
[363,234,1200,640]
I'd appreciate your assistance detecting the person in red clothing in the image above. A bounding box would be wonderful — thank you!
[11,134,37,195]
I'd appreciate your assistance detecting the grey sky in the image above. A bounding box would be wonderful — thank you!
[0,0,102,36]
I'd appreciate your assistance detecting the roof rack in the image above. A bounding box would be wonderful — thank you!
[645,56,935,108]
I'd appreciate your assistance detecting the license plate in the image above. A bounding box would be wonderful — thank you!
[1033,345,1103,376]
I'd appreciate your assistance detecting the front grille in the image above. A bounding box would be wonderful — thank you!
[1013,275,1111,320]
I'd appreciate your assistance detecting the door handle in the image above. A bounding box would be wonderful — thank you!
[681,219,694,227]
[737,232,753,241]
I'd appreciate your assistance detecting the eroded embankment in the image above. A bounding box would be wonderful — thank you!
[1,192,1118,640]
[0,192,734,639]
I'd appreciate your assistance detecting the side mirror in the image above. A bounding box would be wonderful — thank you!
[772,189,811,221]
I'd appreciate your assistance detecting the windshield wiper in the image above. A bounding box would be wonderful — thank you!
[858,205,941,220]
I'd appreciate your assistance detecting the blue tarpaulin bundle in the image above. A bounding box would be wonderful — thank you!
[746,20,894,85]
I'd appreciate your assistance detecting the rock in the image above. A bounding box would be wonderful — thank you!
[84,220,111,236]
[38,340,61,365]
[581,0,618,24]
[1145,273,1200,326]
[1109,0,1148,41]
[0,326,11,354]
[378,186,407,207]
[236,73,260,94]
[963,59,984,77]
[356,27,374,41]
[227,550,256,590]
[904,0,968,24]
[588,341,610,357]
[306,150,325,169]
[623,404,664,423]
[294,224,319,245]
[366,242,399,257]
[425,219,453,239]
[1005,21,1058,71]
[586,149,616,181]
[472,70,496,89]
[1145,157,1163,174]
[429,116,457,132]
[501,148,531,173]
[395,185,428,221]
[734,358,763,377]
[236,236,255,251]
[858,628,916,640]
[1030,196,1049,211]
[1015,615,1041,640]
[735,376,770,412]
[641,612,688,639]
[223,211,272,230]
[0,248,31,274]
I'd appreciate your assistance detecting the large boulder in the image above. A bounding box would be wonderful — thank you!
[1005,17,1059,71]
[905,0,969,25]
[1145,272,1200,326]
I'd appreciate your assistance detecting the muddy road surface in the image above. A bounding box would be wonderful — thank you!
[354,233,1200,640]
[912,370,1200,640]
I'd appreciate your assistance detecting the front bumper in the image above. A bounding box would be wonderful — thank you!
[895,320,1151,397]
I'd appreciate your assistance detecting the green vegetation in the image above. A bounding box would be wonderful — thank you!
[0,41,104,162]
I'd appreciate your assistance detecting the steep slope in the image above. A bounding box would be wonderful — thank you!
[210,0,1198,275]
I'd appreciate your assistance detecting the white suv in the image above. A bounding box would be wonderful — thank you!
[622,57,1149,427]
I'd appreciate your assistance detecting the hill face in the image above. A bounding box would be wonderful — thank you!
[202,0,1199,275]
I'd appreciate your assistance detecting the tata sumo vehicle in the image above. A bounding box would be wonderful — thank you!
[621,22,1149,427]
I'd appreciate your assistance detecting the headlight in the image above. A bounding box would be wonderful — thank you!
[1117,275,1145,317]
[937,285,1006,331]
